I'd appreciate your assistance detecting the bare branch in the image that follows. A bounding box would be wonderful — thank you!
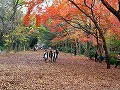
[10,0,19,20]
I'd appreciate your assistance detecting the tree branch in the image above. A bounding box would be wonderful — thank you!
[101,0,120,22]
[10,0,19,20]
[61,16,96,38]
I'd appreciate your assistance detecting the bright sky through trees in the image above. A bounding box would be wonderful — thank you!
[21,0,53,14]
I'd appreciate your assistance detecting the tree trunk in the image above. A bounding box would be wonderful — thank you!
[65,40,68,52]
[95,23,110,69]
[0,32,3,44]
[70,42,73,55]
[75,38,78,55]
[78,42,81,55]
[0,17,5,44]
[102,37,110,69]
[96,34,103,62]
[86,41,90,57]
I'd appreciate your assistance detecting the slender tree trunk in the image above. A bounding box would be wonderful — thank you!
[17,42,19,52]
[65,40,68,52]
[62,42,64,52]
[0,17,5,44]
[15,42,17,51]
[70,42,73,55]
[75,38,78,55]
[86,41,90,57]
[24,43,26,51]
[0,32,3,44]
[96,35,102,62]
[78,42,81,55]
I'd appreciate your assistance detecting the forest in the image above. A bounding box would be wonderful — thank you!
[0,0,120,89]
[0,0,120,68]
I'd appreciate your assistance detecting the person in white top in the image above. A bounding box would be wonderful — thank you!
[43,49,48,63]
[53,50,57,62]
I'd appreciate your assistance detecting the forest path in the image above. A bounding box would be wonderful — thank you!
[0,50,120,90]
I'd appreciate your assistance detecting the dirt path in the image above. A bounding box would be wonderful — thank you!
[0,50,120,90]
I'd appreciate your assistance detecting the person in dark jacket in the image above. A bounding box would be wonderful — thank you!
[56,49,59,59]
[49,50,53,62]
[95,52,98,62]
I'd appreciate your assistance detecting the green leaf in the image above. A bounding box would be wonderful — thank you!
[18,0,22,4]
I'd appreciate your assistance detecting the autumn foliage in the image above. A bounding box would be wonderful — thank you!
[23,0,120,44]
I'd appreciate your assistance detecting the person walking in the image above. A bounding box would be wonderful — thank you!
[56,49,59,59]
[53,50,57,62]
[49,50,53,62]
[43,49,48,63]
[95,52,98,62]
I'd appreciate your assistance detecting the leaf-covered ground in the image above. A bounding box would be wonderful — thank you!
[0,50,120,90]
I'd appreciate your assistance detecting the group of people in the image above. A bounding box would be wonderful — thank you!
[94,52,104,62]
[43,49,59,63]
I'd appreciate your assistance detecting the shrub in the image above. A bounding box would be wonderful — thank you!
[0,46,4,51]
[109,57,117,65]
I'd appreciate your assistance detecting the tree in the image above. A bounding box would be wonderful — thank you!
[24,0,120,69]
[0,0,23,48]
